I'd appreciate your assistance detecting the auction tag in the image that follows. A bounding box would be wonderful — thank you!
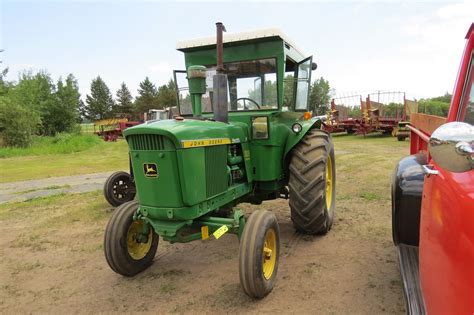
[201,226,209,240]
[213,225,229,240]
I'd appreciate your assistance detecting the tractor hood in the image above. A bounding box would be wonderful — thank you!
[123,119,248,149]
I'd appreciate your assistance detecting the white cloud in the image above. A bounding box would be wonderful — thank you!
[436,0,474,19]
[149,62,173,74]
[331,1,473,99]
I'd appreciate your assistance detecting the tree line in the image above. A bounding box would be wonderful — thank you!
[81,76,176,121]
[0,70,176,147]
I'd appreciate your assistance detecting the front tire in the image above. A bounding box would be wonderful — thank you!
[239,210,280,299]
[104,171,136,207]
[289,129,336,234]
[104,201,158,276]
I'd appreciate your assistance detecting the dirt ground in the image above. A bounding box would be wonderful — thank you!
[0,135,407,314]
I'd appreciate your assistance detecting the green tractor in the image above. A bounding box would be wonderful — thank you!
[104,23,336,298]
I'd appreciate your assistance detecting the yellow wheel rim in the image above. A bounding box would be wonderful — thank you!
[127,220,153,260]
[262,229,277,280]
[325,154,333,210]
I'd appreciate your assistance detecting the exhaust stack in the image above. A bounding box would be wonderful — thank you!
[212,22,229,123]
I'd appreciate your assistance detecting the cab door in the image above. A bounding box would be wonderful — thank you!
[293,56,313,111]
[419,44,474,314]
[173,70,192,115]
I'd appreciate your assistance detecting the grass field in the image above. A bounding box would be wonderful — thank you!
[0,134,409,314]
[0,134,103,158]
[0,138,129,183]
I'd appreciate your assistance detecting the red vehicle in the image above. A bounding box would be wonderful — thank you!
[95,120,141,141]
[392,23,474,314]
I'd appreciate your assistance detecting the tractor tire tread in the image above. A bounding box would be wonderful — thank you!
[289,128,336,234]
[103,171,136,207]
[104,201,158,277]
[239,210,280,299]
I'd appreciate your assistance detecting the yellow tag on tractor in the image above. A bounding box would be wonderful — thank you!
[104,23,336,298]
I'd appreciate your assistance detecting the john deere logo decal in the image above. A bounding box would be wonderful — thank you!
[143,163,158,178]
[181,138,231,148]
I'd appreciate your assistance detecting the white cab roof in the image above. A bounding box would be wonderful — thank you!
[176,27,304,55]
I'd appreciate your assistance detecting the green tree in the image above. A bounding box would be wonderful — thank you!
[247,79,278,107]
[135,77,159,113]
[283,74,294,107]
[419,99,450,117]
[8,71,56,135]
[77,99,86,123]
[156,79,177,108]
[84,76,114,120]
[431,92,451,104]
[309,77,331,115]
[383,102,404,118]
[347,106,361,118]
[40,74,81,135]
[0,97,40,147]
[0,68,9,96]
[115,82,135,116]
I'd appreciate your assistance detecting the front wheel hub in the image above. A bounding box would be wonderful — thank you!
[262,229,277,280]
[127,220,153,260]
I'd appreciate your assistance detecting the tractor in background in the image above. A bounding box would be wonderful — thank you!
[392,23,473,314]
[103,23,336,298]
[144,107,178,121]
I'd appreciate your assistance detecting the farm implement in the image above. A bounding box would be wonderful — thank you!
[323,92,418,140]
[94,118,140,142]
[103,23,336,298]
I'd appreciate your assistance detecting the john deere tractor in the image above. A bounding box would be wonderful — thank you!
[104,23,336,298]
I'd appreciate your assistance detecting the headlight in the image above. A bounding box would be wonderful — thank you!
[292,123,302,134]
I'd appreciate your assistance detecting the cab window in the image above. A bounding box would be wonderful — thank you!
[294,57,313,111]
[462,53,474,124]
[200,59,278,112]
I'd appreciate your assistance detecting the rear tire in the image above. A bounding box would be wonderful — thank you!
[104,171,136,207]
[397,135,406,141]
[239,210,280,299]
[104,201,158,276]
[289,129,336,234]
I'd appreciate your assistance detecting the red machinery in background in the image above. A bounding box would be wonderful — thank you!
[94,118,141,142]
[323,92,418,139]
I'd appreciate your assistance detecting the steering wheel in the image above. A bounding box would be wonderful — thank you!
[232,97,261,110]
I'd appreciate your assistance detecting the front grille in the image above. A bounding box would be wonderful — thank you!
[205,146,228,198]
[127,134,173,151]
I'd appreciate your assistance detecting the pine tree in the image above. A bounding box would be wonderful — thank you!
[84,76,114,120]
[115,82,134,117]
[156,79,177,109]
[135,77,159,113]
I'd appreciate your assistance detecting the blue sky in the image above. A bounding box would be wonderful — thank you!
[1,1,473,102]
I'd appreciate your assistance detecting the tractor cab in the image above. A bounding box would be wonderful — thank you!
[175,28,316,115]
[172,27,320,187]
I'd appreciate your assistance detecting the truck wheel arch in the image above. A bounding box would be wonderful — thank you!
[392,153,427,246]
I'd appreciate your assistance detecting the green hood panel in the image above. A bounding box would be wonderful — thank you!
[124,119,248,148]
